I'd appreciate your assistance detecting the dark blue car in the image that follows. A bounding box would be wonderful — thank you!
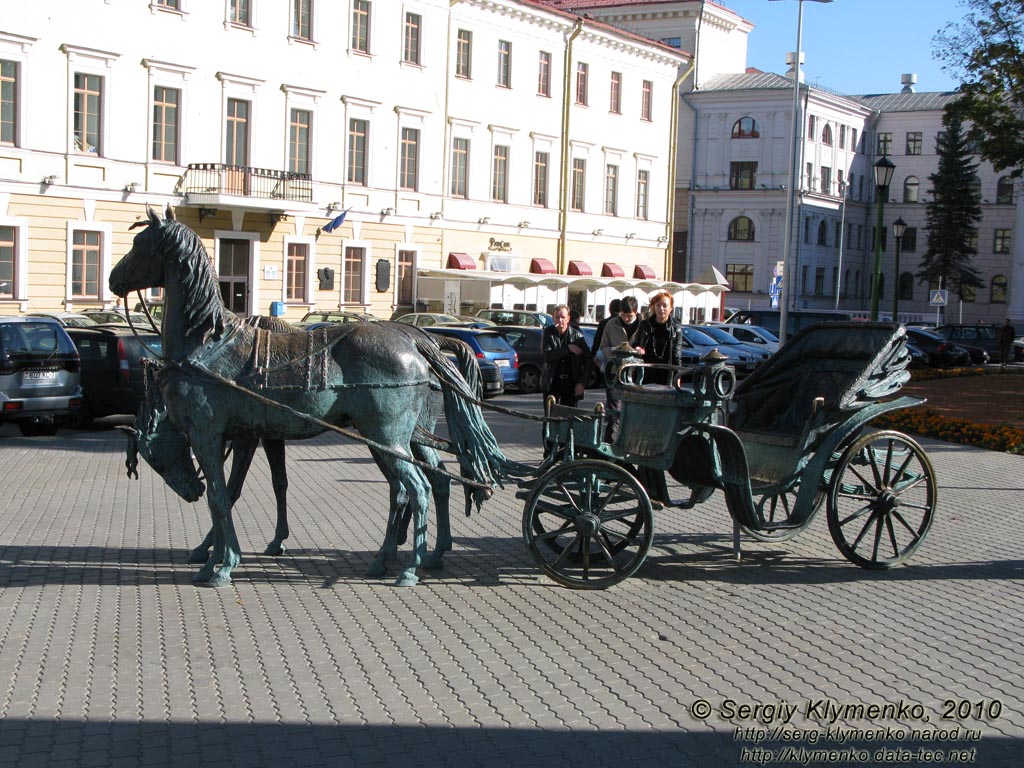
[424,326,519,386]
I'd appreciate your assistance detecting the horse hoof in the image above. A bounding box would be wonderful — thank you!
[365,562,387,578]
[207,572,232,588]
[394,573,419,587]
[186,549,210,564]
[264,543,285,556]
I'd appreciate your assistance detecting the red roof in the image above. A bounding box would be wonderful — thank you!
[446,252,476,270]
[568,260,593,276]
[633,264,656,279]
[530,258,557,274]
[601,262,625,278]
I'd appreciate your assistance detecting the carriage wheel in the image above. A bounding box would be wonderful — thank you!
[826,430,936,569]
[523,460,654,589]
[743,482,825,542]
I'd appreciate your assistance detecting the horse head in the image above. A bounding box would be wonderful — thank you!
[109,205,173,298]
[124,396,206,503]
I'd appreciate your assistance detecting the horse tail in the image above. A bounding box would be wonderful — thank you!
[432,335,482,399]
[411,334,527,490]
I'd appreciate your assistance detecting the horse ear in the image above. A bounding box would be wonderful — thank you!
[165,204,176,222]
[146,205,161,228]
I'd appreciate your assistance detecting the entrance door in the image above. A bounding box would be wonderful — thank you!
[218,238,250,316]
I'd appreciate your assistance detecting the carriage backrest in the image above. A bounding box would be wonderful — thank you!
[729,322,910,437]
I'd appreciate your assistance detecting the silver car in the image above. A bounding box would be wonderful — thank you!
[0,317,83,436]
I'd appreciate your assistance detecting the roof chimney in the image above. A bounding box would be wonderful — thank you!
[785,51,805,82]
[900,73,917,93]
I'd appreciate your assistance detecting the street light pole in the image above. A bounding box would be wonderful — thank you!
[773,0,834,344]
[834,180,847,310]
[891,216,907,323]
[870,155,896,321]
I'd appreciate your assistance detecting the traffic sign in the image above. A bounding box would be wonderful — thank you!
[929,290,948,306]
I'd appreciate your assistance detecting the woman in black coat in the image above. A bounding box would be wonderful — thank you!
[630,291,683,385]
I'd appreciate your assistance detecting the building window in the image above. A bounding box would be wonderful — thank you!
[399,127,419,191]
[725,263,753,292]
[151,86,179,163]
[156,0,180,9]
[397,250,415,305]
[994,228,1011,253]
[834,222,841,247]
[292,0,312,41]
[820,166,831,195]
[898,272,914,301]
[609,71,621,114]
[636,170,649,220]
[571,158,585,211]
[352,0,370,53]
[534,151,549,207]
[877,131,892,156]
[456,29,472,78]
[286,242,308,302]
[822,124,833,146]
[403,13,421,65]
[0,226,15,296]
[731,117,759,138]
[817,220,828,245]
[806,162,813,190]
[838,125,846,149]
[729,162,756,190]
[997,176,1015,204]
[497,40,512,87]
[903,176,919,203]
[851,128,858,151]
[814,267,826,295]
[575,63,588,106]
[837,169,845,195]
[961,283,976,302]
[288,108,311,174]
[902,227,917,252]
[225,98,249,165]
[343,245,364,304]
[229,0,251,26]
[807,115,816,139]
[604,164,618,215]
[492,144,509,203]
[73,73,102,154]
[451,137,469,198]
[71,230,101,298]
[640,80,652,121]
[537,51,551,97]
[906,131,922,155]
[803,217,810,245]
[727,216,754,241]
[991,275,1008,303]
[1,60,18,145]
[347,118,368,185]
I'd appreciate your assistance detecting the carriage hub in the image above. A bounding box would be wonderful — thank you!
[575,513,602,537]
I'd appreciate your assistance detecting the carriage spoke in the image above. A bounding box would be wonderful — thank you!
[890,509,925,541]
[848,464,880,495]
[536,521,574,542]
[847,511,879,553]
[884,515,901,559]
[837,502,874,528]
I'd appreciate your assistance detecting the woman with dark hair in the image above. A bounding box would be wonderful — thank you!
[630,291,682,385]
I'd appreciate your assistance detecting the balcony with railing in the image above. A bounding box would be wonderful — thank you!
[179,163,314,209]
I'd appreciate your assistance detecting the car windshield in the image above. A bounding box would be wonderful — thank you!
[748,325,779,342]
[910,329,942,342]
[1,322,77,357]
[697,326,742,345]
[680,326,718,345]
[475,334,513,353]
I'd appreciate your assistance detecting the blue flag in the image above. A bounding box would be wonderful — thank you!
[323,208,350,233]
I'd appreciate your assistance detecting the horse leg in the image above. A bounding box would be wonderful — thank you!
[190,438,241,587]
[366,449,407,578]
[261,439,289,556]
[186,437,259,564]
[385,458,431,587]
[415,443,452,571]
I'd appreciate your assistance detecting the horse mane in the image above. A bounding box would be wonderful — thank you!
[159,219,235,342]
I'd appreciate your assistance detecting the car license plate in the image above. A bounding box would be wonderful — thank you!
[24,370,57,381]
[495,359,510,367]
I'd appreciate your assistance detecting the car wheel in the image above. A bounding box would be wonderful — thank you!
[19,421,59,437]
[518,365,541,394]
[71,396,95,429]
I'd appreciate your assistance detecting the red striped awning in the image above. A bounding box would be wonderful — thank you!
[446,252,476,270]
[530,258,556,274]
[633,264,656,280]
[601,262,625,278]
[568,260,593,276]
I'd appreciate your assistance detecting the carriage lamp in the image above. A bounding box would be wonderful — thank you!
[891,216,907,322]
[869,155,896,321]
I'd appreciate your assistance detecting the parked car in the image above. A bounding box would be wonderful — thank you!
[455,315,495,328]
[0,316,82,436]
[64,325,163,426]
[423,326,519,387]
[904,341,930,369]
[707,323,780,354]
[491,325,544,394]
[300,310,377,325]
[476,358,505,398]
[81,308,157,328]
[393,312,462,328]
[934,323,1015,362]
[904,327,972,367]
[475,309,552,328]
[679,325,759,377]
[696,324,772,366]
[27,311,101,328]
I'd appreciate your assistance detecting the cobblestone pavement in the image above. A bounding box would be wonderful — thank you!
[0,392,1021,768]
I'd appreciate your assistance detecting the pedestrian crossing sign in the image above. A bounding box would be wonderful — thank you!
[929,290,948,306]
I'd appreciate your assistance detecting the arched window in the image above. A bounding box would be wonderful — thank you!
[898,272,914,300]
[991,274,1008,303]
[727,216,755,241]
[817,220,828,245]
[997,177,1015,204]
[731,116,759,139]
[903,176,919,203]
[858,176,864,201]
[848,174,856,200]
[968,173,981,199]
[822,124,833,145]
[961,284,976,302]
[843,268,851,297]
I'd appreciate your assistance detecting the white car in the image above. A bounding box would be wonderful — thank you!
[708,323,780,354]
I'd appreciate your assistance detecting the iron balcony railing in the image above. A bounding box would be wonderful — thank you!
[181,163,313,203]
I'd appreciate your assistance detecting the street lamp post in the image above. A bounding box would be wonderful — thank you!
[773,0,834,344]
[869,155,896,321]
[891,216,907,323]
[834,180,847,310]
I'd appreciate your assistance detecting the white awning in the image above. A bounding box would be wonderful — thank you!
[416,268,727,294]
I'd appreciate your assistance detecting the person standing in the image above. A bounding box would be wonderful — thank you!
[598,296,640,441]
[630,292,683,385]
[998,318,1017,368]
[541,304,591,406]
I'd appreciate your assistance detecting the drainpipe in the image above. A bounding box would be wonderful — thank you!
[667,58,697,281]
[557,18,584,274]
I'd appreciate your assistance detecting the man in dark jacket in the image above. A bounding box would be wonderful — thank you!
[541,304,591,406]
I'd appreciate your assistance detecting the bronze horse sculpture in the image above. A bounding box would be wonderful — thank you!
[111,206,518,586]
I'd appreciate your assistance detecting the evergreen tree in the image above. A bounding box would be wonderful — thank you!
[918,110,984,300]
